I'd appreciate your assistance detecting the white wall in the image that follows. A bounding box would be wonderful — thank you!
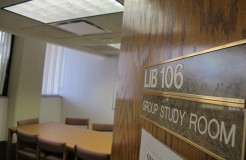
[61,48,118,128]
[6,36,46,132]
[0,97,8,141]
[0,40,118,141]
[40,96,62,123]
[0,97,61,141]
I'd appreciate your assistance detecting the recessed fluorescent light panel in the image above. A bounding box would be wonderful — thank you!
[4,0,124,23]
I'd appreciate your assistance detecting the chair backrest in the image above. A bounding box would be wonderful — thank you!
[75,145,110,160]
[16,129,38,147]
[16,129,38,159]
[37,136,67,160]
[92,123,113,132]
[17,118,39,126]
[65,117,89,129]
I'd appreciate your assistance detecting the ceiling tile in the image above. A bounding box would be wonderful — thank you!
[0,0,27,8]
[20,25,75,39]
[0,1,123,56]
[85,45,120,55]
[86,12,123,33]
[83,33,122,45]
[0,10,42,32]
[116,0,124,5]
[56,36,99,46]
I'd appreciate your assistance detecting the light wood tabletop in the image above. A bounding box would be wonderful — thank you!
[6,122,112,160]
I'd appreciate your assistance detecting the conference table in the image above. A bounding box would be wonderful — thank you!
[6,122,112,160]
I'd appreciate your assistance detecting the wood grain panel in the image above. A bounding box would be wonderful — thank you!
[111,0,246,159]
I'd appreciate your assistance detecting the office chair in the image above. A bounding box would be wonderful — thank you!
[92,123,113,132]
[37,136,67,160]
[17,118,39,126]
[65,117,89,129]
[74,145,110,160]
[16,129,38,160]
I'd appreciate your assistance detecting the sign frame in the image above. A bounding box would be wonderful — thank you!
[141,39,246,160]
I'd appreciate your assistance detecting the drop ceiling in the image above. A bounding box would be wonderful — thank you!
[0,0,124,56]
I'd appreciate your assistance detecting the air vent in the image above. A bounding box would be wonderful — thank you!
[56,21,106,36]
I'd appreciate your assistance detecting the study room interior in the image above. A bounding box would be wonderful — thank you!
[0,0,245,160]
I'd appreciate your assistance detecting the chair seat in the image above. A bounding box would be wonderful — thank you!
[18,147,47,159]
[75,145,110,160]
[37,136,67,160]
[42,155,64,160]
[16,129,39,160]
[17,147,37,159]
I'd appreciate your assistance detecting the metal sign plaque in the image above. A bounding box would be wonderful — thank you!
[144,41,246,100]
[141,40,246,160]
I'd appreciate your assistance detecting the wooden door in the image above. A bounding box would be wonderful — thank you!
[111,0,246,159]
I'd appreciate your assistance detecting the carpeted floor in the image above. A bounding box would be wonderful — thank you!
[0,141,76,160]
[0,141,7,160]
[0,141,16,160]
[0,141,75,160]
